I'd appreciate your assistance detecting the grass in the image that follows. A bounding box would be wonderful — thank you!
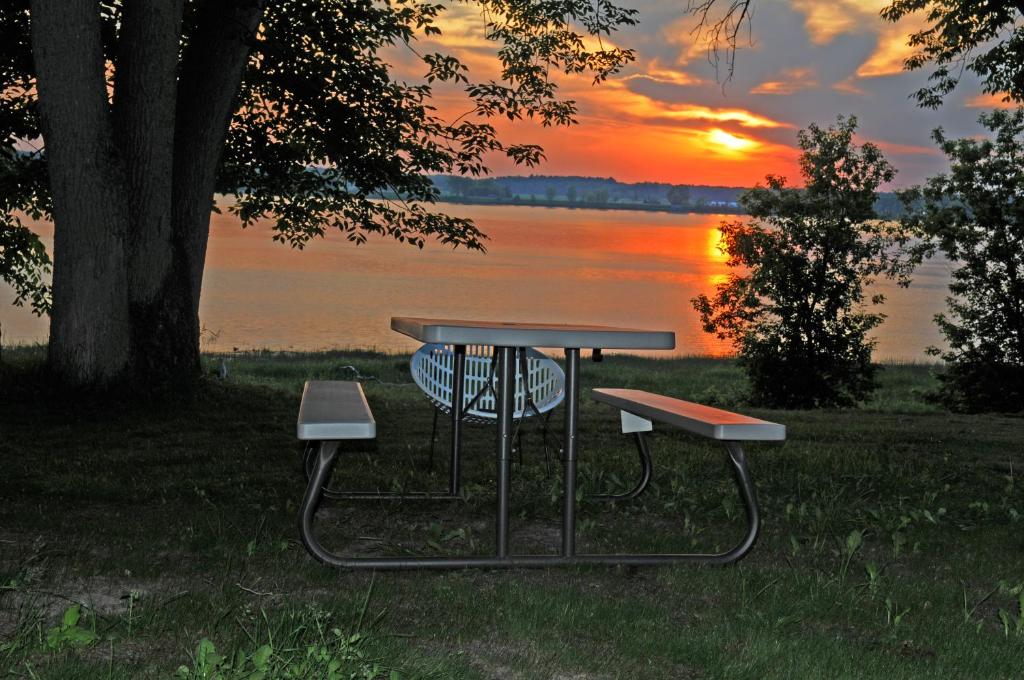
[1,346,1022,678]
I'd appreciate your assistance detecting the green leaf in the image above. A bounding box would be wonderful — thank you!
[196,638,216,667]
[252,643,273,670]
[62,604,81,629]
[845,529,863,556]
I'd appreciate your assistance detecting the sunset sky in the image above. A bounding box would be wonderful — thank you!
[404,0,1010,188]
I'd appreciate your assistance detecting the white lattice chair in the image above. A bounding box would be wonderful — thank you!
[410,344,565,424]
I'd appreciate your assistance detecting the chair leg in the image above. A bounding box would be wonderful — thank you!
[428,407,439,471]
[590,432,654,500]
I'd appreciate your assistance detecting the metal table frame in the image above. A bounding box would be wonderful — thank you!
[299,321,760,569]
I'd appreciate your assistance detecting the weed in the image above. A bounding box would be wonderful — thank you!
[45,604,98,651]
[884,597,910,629]
[175,608,397,680]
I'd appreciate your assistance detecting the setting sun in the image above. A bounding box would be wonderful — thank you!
[706,128,758,153]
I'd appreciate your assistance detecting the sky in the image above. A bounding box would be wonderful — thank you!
[400,0,1011,188]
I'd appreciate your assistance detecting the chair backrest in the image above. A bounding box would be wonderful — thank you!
[410,344,565,422]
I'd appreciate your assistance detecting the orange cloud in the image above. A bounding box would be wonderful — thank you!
[872,139,940,156]
[593,82,788,129]
[662,14,734,67]
[855,23,918,78]
[789,0,890,45]
[832,77,867,95]
[966,92,1018,109]
[787,0,924,80]
[623,59,706,87]
[751,67,818,95]
[479,113,799,185]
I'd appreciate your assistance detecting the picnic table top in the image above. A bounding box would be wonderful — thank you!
[391,316,675,350]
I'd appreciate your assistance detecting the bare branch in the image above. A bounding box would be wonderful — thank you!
[686,0,755,85]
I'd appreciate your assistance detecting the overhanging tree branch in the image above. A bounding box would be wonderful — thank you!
[686,0,754,83]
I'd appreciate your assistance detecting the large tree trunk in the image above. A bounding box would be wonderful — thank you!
[161,0,265,378]
[114,0,188,382]
[31,0,263,387]
[31,0,131,385]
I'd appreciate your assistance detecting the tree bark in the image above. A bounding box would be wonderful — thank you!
[163,0,265,377]
[114,0,187,381]
[30,0,263,386]
[31,0,131,385]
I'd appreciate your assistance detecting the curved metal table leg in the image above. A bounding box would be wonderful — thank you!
[717,441,760,563]
[590,432,654,501]
[299,437,759,569]
[303,439,461,501]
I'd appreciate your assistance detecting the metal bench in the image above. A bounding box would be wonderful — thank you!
[590,388,785,564]
[297,380,460,566]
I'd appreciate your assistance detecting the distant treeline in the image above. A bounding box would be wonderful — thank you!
[429,174,906,217]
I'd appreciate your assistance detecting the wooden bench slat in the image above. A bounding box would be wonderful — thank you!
[297,381,376,441]
[592,388,785,441]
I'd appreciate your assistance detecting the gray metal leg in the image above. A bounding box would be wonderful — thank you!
[304,437,460,501]
[450,344,466,496]
[562,348,580,557]
[298,340,761,568]
[591,432,653,500]
[428,407,439,471]
[299,436,760,568]
[495,346,515,558]
[720,441,760,561]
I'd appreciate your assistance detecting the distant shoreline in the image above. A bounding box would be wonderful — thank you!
[434,195,748,216]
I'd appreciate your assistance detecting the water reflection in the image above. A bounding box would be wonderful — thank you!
[0,203,948,360]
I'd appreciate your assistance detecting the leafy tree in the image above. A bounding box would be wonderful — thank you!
[0,211,50,315]
[899,109,1024,412]
[881,1,1024,108]
[691,1,1024,107]
[692,116,913,408]
[667,185,691,206]
[445,176,474,198]
[566,185,578,203]
[0,0,637,386]
[544,185,556,201]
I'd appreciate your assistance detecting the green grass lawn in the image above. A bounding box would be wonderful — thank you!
[1,348,1022,678]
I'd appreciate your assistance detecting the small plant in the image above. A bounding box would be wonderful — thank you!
[45,604,98,651]
[884,597,910,629]
[839,529,863,581]
[961,583,998,632]
[424,522,466,553]
[864,562,881,596]
[123,590,141,638]
[997,582,1024,638]
[176,628,396,680]
[890,531,907,559]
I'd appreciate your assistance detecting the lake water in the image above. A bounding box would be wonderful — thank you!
[0,203,951,360]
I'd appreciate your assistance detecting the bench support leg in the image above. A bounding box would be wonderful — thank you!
[590,432,653,501]
[299,437,760,568]
[495,346,515,558]
[720,441,760,562]
[449,344,466,496]
[561,348,580,557]
[303,439,461,501]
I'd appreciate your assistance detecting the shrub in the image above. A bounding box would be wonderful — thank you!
[692,116,914,408]
[900,109,1024,413]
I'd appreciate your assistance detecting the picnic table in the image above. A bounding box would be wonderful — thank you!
[296,317,783,569]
